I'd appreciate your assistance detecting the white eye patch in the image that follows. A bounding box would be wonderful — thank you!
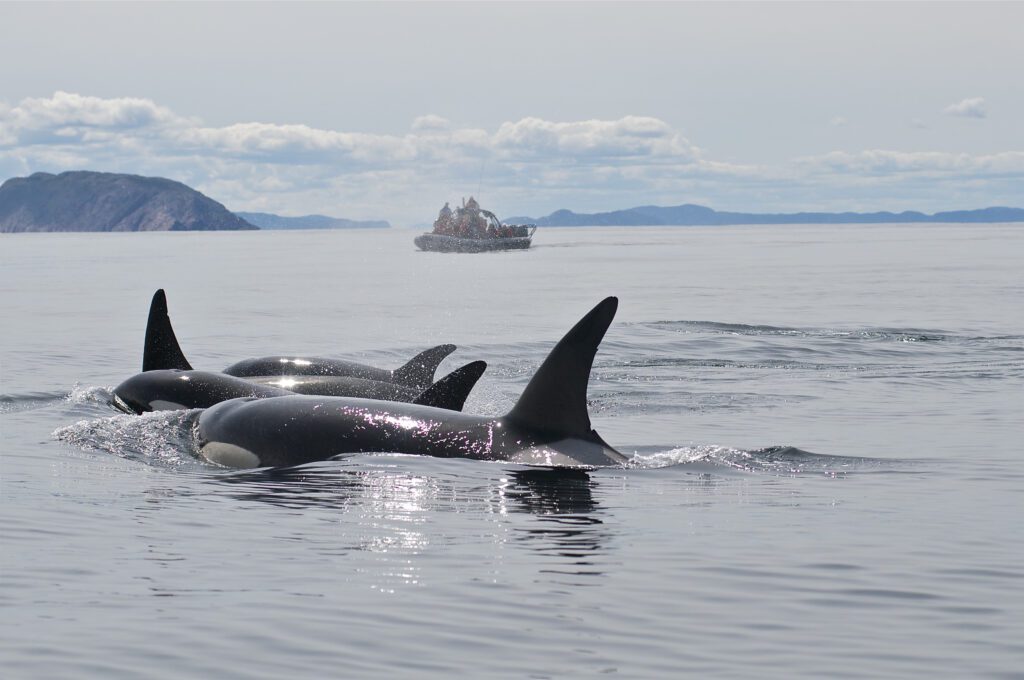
[200,442,261,469]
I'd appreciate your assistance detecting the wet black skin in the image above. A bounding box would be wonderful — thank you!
[194,297,629,470]
[114,363,487,415]
[221,344,457,390]
[242,375,421,401]
[195,395,628,469]
[113,370,289,414]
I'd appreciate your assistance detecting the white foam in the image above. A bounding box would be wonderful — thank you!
[52,409,199,469]
[627,445,743,469]
[66,383,114,405]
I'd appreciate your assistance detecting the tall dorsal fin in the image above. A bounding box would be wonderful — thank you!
[506,297,617,437]
[413,361,487,411]
[142,289,193,371]
[392,344,457,389]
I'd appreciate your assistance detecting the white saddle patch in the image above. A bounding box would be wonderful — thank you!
[200,441,261,469]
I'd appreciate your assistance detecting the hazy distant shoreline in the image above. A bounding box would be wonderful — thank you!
[2,170,1020,233]
[236,212,390,230]
[506,204,1024,227]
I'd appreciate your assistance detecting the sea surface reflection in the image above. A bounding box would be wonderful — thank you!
[208,462,614,582]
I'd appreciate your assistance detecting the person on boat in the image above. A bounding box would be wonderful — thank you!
[433,202,454,235]
[464,196,487,238]
[453,206,468,237]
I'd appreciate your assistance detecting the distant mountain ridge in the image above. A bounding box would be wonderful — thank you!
[505,204,1024,227]
[0,171,257,232]
[236,212,390,230]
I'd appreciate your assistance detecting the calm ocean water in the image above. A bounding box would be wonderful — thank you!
[2,224,1022,678]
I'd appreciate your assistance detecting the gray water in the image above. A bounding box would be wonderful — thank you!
[2,225,1022,678]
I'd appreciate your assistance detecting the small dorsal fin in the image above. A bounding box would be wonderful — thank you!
[142,289,193,372]
[392,344,457,389]
[506,297,617,437]
[413,361,487,411]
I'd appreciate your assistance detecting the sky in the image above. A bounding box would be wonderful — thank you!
[1,1,1021,224]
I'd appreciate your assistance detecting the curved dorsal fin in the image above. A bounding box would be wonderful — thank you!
[505,297,618,437]
[142,289,193,372]
[413,360,487,411]
[392,343,457,389]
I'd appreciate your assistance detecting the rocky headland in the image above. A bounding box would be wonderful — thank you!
[0,171,257,232]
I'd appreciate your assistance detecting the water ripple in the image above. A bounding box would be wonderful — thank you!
[627,444,912,476]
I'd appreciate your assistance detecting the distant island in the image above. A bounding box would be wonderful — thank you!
[4,170,1020,233]
[236,212,390,230]
[505,204,1024,227]
[0,171,389,233]
[0,171,257,232]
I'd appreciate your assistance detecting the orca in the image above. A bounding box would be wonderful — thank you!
[113,362,486,415]
[194,297,629,470]
[142,289,458,390]
[247,375,422,401]
[113,370,289,414]
[221,345,456,390]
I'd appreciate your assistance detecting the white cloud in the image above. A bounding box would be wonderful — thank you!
[3,91,184,141]
[795,149,1024,176]
[1,91,1020,221]
[493,116,699,162]
[411,115,451,133]
[944,97,987,118]
[177,122,389,164]
[829,116,848,127]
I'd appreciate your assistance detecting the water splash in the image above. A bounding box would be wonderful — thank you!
[53,409,203,470]
[66,383,116,406]
[627,445,740,469]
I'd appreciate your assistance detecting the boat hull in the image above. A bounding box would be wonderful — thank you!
[414,233,533,253]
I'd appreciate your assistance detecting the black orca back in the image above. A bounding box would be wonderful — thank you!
[392,344,457,389]
[506,297,618,439]
[142,289,193,372]
[414,360,487,411]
